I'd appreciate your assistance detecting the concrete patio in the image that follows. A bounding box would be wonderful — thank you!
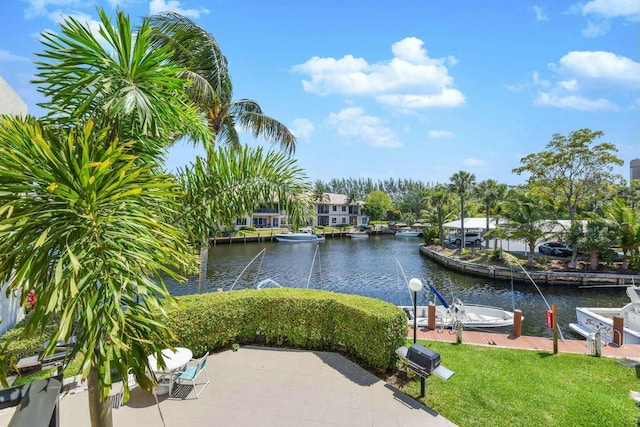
[59,346,456,426]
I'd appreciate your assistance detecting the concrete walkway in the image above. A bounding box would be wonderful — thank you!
[59,346,456,426]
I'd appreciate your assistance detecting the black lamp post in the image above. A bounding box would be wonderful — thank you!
[409,277,425,398]
[408,278,423,343]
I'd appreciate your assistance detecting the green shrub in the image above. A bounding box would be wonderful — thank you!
[239,225,256,231]
[0,314,59,374]
[166,289,407,372]
[490,249,502,260]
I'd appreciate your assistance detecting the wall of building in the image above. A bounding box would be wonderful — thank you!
[631,158,640,182]
[0,283,24,336]
[0,76,27,116]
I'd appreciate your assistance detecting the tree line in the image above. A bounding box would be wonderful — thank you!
[316,129,640,271]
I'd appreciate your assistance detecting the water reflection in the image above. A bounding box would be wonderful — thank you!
[165,236,629,339]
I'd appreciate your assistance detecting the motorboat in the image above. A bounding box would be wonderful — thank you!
[399,284,517,329]
[395,228,422,237]
[256,278,283,289]
[274,228,325,243]
[569,286,640,345]
[346,231,368,238]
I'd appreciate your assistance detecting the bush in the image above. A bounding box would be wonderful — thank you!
[166,289,407,372]
[238,225,256,231]
[0,314,59,374]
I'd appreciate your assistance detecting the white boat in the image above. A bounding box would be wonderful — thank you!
[569,286,640,345]
[274,228,325,243]
[399,284,516,328]
[395,228,422,237]
[256,278,283,289]
[346,231,368,238]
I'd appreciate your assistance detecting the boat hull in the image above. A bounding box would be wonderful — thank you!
[395,231,421,237]
[569,306,640,345]
[274,233,324,242]
[399,304,516,329]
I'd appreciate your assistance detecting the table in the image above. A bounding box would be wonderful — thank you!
[148,347,193,395]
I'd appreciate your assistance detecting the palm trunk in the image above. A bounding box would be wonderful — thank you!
[198,245,209,294]
[460,198,465,249]
[437,209,444,248]
[88,365,113,427]
[526,242,536,268]
[589,250,599,271]
[485,207,490,249]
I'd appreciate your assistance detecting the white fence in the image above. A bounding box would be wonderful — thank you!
[0,283,24,336]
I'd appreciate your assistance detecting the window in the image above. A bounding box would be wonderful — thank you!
[341,217,346,224]
[332,206,337,212]
[331,217,337,224]
[341,206,346,212]
[236,218,247,226]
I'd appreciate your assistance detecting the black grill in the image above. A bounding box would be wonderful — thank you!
[406,344,440,377]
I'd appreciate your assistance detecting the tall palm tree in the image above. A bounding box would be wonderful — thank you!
[149,13,297,156]
[475,179,507,248]
[428,184,454,248]
[0,118,195,427]
[449,171,476,248]
[1,9,210,427]
[177,146,312,294]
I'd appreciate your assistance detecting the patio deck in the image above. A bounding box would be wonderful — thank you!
[59,346,455,426]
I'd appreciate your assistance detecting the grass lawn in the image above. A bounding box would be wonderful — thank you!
[396,340,638,427]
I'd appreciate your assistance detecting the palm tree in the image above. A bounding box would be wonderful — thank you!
[428,184,454,248]
[149,13,297,156]
[35,9,209,158]
[177,146,312,294]
[603,198,640,269]
[501,194,555,268]
[0,9,210,427]
[0,118,195,427]
[579,218,619,271]
[449,171,476,248]
[475,179,507,249]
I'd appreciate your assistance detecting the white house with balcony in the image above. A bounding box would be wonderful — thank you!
[234,192,368,230]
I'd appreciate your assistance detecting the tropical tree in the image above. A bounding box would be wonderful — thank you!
[0,9,211,427]
[475,179,507,248]
[177,146,312,294]
[577,218,619,271]
[0,118,195,426]
[449,171,476,248]
[363,190,393,221]
[501,193,555,268]
[603,198,640,269]
[34,9,209,159]
[513,129,623,267]
[149,13,297,156]
[312,180,330,205]
[427,184,455,248]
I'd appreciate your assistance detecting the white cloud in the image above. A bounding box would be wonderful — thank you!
[0,50,30,62]
[463,158,487,167]
[292,37,465,110]
[580,0,640,19]
[326,107,402,148]
[533,51,640,110]
[149,0,210,19]
[290,118,314,141]
[533,6,549,21]
[24,0,83,19]
[427,130,454,139]
[581,20,610,37]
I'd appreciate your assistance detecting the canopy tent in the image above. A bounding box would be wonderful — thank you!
[442,217,498,231]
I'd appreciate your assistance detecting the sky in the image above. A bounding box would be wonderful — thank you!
[1,0,639,186]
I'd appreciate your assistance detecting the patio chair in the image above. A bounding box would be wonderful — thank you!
[109,369,137,409]
[173,355,210,399]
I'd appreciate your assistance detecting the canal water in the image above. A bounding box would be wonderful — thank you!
[165,235,631,339]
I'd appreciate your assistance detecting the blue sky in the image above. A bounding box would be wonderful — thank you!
[1,0,638,186]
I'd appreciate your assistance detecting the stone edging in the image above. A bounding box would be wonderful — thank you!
[419,245,640,287]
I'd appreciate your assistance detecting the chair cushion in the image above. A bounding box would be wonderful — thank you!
[178,365,197,380]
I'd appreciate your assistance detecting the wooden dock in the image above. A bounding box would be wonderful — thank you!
[410,327,640,360]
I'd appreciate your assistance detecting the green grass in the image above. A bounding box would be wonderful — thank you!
[400,340,638,427]
[10,355,83,387]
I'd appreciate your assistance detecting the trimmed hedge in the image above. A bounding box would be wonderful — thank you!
[166,288,408,372]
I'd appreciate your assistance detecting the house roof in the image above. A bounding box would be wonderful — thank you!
[0,76,27,116]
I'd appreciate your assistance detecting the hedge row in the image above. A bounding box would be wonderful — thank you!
[166,288,408,372]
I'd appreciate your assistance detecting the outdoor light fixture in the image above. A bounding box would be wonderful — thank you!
[408,278,423,343]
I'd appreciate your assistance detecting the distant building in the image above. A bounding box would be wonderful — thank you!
[0,76,27,116]
[631,158,640,182]
[233,192,368,230]
[0,76,27,335]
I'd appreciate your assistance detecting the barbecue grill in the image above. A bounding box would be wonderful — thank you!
[396,344,454,381]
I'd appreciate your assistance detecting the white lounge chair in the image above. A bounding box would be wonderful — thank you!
[173,355,210,399]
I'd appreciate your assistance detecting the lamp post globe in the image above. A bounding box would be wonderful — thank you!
[408,278,423,293]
